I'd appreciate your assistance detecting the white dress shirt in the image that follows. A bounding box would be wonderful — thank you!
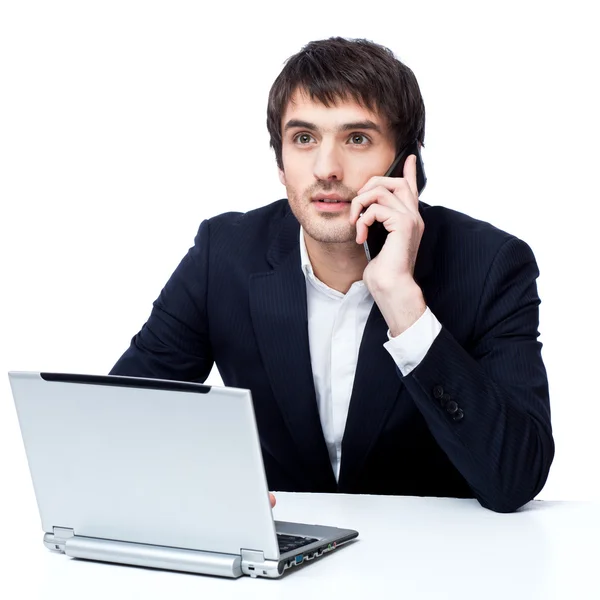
[299,228,442,480]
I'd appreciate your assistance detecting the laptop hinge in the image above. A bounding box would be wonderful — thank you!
[43,527,74,553]
[241,549,266,578]
[241,549,265,563]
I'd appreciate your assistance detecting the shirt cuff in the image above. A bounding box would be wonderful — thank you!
[383,307,442,376]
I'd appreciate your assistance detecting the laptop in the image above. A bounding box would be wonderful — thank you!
[8,371,358,578]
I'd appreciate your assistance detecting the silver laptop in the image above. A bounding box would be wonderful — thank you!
[8,371,358,578]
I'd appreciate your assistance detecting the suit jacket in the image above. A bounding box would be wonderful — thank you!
[110,199,554,512]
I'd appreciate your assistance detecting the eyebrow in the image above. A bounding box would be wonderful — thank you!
[283,119,383,135]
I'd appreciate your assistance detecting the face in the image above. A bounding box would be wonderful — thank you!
[279,89,396,245]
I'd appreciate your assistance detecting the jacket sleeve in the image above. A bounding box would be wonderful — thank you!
[110,220,214,383]
[400,236,554,512]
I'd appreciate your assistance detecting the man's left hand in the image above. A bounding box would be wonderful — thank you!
[349,154,427,337]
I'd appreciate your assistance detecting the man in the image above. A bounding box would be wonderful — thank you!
[111,37,554,513]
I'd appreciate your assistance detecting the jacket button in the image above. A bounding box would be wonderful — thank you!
[446,400,459,414]
[433,385,444,399]
[452,409,464,421]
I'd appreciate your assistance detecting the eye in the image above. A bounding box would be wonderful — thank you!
[348,134,370,145]
[294,133,315,145]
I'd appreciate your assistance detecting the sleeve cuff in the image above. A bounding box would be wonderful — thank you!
[383,306,442,376]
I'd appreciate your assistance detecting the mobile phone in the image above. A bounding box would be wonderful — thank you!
[363,140,427,261]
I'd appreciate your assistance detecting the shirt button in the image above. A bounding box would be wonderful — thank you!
[433,385,444,399]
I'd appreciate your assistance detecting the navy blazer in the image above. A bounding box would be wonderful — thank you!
[111,199,554,512]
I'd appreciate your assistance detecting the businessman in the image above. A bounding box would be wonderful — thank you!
[111,37,554,513]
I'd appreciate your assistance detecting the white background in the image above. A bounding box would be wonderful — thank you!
[1,0,598,521]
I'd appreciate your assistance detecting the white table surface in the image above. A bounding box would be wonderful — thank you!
[3,491,599,600]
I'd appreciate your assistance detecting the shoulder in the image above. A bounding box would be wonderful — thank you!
[420,201,535,264]
[207,199,290,235]
[194,199,295,266]
[206,199,291,241]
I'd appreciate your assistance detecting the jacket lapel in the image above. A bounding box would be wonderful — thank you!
[249,210,337,490]
[338,302,402,487]
[339,201,440,486]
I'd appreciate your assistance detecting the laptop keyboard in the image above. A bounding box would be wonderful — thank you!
[277,534,319,553]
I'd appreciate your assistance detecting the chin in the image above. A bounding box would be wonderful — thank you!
[289,199,355,244]
[303,222,356,245]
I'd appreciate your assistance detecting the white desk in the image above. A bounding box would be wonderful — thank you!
[5,493,599,600]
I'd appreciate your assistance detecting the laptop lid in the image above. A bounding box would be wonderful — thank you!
[9,372,280,560]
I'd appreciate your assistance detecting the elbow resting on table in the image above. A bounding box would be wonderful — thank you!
[475,430,555,514]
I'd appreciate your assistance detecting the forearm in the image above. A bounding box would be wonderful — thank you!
[369,276,427,338]
[400,326,554,512]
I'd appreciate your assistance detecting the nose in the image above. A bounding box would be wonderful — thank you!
[312,142,343,182]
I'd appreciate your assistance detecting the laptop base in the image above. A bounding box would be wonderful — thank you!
[44,531,247,578]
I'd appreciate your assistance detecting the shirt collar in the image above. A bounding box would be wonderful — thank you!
[299,226,314,280]
[298,227,369,299]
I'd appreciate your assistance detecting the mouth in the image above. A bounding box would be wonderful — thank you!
[311,194,351,204]
[311,198,351,213]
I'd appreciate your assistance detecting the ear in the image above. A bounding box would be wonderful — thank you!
[278,168,286,186]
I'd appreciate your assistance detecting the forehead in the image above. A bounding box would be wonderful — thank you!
[281,88,389,131]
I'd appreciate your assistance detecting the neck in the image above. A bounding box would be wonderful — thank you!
[303,232,368,294]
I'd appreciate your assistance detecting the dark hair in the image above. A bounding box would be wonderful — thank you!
[267,37,426,170]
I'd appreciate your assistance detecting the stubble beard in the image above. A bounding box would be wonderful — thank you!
[286,183,359,245]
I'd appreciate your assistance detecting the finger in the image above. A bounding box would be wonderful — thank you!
[269,492,276,508]
[355,203,397,244]
[357,175,413,197]
[358,176,393,196]
[403,154,419,200]
[349,185,408,224]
